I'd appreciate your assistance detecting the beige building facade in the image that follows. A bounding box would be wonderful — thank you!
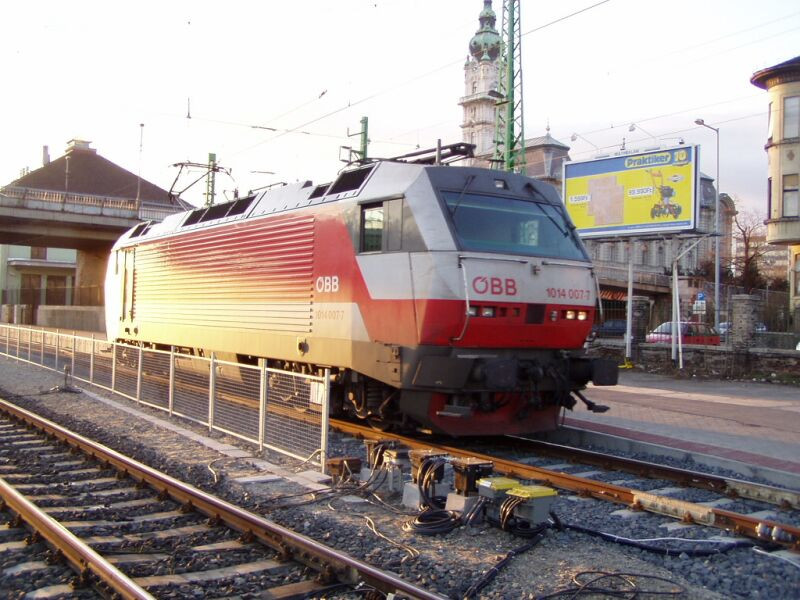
[751,56,800,330]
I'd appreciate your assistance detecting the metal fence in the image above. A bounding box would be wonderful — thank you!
[0,324,330,469]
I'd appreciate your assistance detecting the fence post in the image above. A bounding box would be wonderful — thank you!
[90,335,95,383]
[258,359,267,451]
[16,327,20,360]
[168,347,175,416]
[28,327,32,362]
[111,344,117,392]
[320,368,331,474]
[136,346,143,403]
[208,353,216,433]
[71,332,76,377]
[55,330,60,370]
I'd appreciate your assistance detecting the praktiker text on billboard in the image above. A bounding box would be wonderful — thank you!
[562,145,699,238]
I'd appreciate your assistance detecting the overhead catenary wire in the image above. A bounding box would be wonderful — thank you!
[228,1,616,159]
[236,2,788,157]
[168,2,791,189]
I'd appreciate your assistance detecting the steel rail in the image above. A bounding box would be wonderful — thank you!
[0,399,447,600]
[0,477,155,600]
[505,435,800,510]
[331,419,800,551]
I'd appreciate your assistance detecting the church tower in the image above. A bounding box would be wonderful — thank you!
[459,1,501,164]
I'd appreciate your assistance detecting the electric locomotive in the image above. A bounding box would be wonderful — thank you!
[105,153,617,435]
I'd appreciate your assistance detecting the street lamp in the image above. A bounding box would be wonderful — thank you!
[695,118,721,331]
[628,123,659,144]
[570,132,599,152]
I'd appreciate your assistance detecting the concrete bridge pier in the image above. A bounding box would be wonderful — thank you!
[75,248,109,306]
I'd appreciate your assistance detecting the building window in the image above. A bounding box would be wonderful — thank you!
[785,96,799,139]
[656,245,665,267]
[795,254,800,295]
[767,101,773,142]
[768,177,772,218]
[30,247,46,260]
[783,174,799,217]
[472,81,478,94]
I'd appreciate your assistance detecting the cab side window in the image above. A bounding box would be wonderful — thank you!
[359,198,403,253]
[361,204,383,252]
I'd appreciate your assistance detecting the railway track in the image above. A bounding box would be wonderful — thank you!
[6,339,798,556]
[331,419,800,553]
[0,398,446,600]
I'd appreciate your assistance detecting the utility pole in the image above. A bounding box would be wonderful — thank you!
[492,0,525,173]
[205,152,217,207]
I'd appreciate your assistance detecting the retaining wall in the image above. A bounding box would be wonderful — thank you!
[590,339,800,383]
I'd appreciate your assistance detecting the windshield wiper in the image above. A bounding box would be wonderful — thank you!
[448,174,476,218]
[523,182,573,237]
[536,202,571,238]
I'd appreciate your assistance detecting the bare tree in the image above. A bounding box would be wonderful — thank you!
[729,210,768,292]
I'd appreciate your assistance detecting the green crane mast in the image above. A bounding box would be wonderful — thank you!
[492,0,525,173]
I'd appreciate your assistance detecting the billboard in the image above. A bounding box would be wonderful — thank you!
[562,145,699,238]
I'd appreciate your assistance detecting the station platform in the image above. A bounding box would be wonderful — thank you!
[568,370,800,480]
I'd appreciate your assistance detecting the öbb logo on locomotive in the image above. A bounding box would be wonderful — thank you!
[471,276,517,296]
[105,157,617,436]
[315,275,340,293]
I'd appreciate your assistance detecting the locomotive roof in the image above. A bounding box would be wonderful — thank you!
[115,162,563,247]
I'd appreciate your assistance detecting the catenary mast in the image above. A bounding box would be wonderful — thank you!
[492,0,525,172]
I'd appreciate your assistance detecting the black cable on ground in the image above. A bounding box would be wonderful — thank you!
[403,508,461,536]
[461,496,488,526]
[417,457,447,510]
[536,571,686,599]
[462,532,546,600]
[549,511,753,557]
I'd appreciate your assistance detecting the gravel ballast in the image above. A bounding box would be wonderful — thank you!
[1,358,797,599]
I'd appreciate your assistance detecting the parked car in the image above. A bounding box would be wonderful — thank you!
[718,321,766,340]
[645,322,720,346]
[590,319,628,339]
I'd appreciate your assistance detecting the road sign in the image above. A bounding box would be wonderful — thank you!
[693,300,707,314]
[697,291,706,301]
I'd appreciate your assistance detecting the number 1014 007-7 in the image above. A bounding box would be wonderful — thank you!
[545,288,591,300]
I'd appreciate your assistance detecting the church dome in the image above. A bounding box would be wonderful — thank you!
[469,0,501,62]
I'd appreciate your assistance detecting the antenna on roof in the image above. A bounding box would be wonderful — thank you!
[186,97,192,119]
[136,123,144,205]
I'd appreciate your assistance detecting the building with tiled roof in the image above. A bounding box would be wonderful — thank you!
[8,139,184,208]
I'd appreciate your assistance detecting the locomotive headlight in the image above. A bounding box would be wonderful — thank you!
[480,306,495,318]
[577,311,588,321]
[550,310,558,322]
[467,305,478,316]
[565,310,576,320]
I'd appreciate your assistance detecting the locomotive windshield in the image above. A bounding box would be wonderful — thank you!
[442,191,587,260]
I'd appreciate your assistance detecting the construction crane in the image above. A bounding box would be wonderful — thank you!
[492,0,525,173]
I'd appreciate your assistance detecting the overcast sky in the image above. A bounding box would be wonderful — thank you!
[1,0,797,213]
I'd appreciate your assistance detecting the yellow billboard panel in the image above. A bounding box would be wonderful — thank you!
[562,145,698,237]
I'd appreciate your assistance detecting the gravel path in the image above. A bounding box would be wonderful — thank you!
[2,357,797,599]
